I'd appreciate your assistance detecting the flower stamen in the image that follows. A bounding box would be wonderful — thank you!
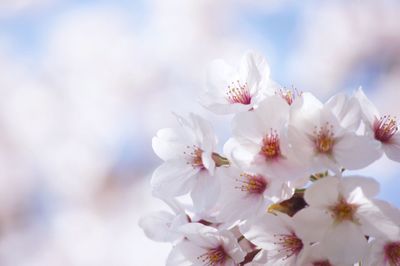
[184,145,204,169]
[384,241,400,266]
[235,173,267,194]
[226,80,251,105]
[314,123,335,154]
[275,88,302,105]
[273,233,303,260]
[374,115,398,143]
[261,129,281,160]
[197,246,227,266]
[329,197,359,223]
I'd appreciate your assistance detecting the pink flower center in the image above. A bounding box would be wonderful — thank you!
[384,241,400,265]
[184,145,204,169]
[312,260,332,266]
[261,129,281,160]
[274,232,303,260]
[374,115,398,143]
[197,246,227,266]
[236,173,267,195]
[329,197,359,223]
[314,123,335,154]
[275,88,302,105]
[226,80,251,105]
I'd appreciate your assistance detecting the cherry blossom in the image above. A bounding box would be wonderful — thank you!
[167,223,245,266]
[142,52,400,266]
[225,95,308,180]
[294,176,399,264]
[151,113,226,211]
[201,51,276,114]
[216,166,294,225]
[289,92,380,173]
[240,213,308,266]
[356,87,400,162]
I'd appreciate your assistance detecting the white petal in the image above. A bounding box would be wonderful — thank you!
[240,213,291,250]
[322,221,368,265]
[206,59,234,95]
[304,177,339,208]
[325,92,361,131]
[152,128,191,161]
[383,133,400,162]
[166,243,192,266]
[293,207,331,243]
[240,51,270,90]
[334,133,380,170]
[354,87,380,124]
[255,95,290,131]
[339,176,380,198]
[191,170,220,212]
[151,161,198,197]
[355,198,400,238]
[178,223,219,248]
[232,110,265,142]
[138,211,181,242]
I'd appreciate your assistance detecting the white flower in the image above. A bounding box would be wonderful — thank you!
[355,87,400,162]
[240,212,308,266]
[167,223,246,266]
[224,95,308,180]
[216,166,294,225]
[289,92,380,173]
[201,51,275,114]
[294,176,399,265]
[151,113,224,211]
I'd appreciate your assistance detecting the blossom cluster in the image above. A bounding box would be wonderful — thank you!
[139,52,400,266]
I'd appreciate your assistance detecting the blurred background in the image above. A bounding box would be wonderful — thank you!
[0,0,399,265]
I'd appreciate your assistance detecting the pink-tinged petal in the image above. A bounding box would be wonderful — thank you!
[339,176,380,199]
[151,160,198,197]
[232,110,265,142]
[304,177,339,208]
[354,87,380,124]
[333,133,381,170]
[325,92,361,131]
[191,170,220,212]
[383,133,400,162]
[293,207,331,243]
[166,243,192,266]
[322,221,368,265]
